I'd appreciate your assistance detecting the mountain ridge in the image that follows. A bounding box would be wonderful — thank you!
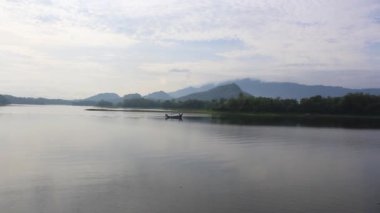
[178,83,244,101]
[168,83,216,98]
[171,78,380,99]
[144,91,172,100]
[85,93,121,103]
[232,78,380,99]
[2,78,380,105]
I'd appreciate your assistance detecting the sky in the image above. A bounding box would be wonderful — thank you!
[0,0,380,98]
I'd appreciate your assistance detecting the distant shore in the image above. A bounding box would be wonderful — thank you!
[86,108,172,113]
[86,107,380,118]
[86,107,380,128]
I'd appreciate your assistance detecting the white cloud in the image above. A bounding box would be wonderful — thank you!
[0,0,379,98]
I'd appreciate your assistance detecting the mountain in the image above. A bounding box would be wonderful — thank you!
[360,88,380,95]
[123,93,142,100]
[144,91,172,100]
[85,93,121,103]
[178,83,245,101]
[3,95,73,105]
[169,83,215,98]
[0,95,9,105]
[232,78,380,99]
[3,79,380,107]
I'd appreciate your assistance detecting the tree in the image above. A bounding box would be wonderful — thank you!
[96,100,114,107]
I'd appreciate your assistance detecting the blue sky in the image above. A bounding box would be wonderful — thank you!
[0,0,379,98]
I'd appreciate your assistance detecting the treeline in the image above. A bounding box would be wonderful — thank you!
[216,93,380,115]
[2,92,380,115]
[97,93,380,115]
[0,94,97,106]
[116,98,213,109]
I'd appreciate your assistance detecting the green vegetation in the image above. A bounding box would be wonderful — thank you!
[3,95,73,105]
[217,93,380,115]
[115,93,380,115]
[4,91,378,116]
[96,100,114,108]
[120,98,160,108]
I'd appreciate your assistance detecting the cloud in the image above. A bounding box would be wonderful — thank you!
[169,68,190,73]
[0,0,380,98]
[37,14,60,23]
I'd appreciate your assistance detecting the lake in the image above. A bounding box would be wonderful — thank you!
[0,105,379,213]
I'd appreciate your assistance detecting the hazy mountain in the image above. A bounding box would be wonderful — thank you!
[123,93,142,100]
[2,95,73,105]
[3,78,380,107]
[232,78,380,99]
[169,83,215,98]
[0,95,9,105]
[0,94,101,106]
[144,91,172,100]
[178,83,244,101]
[360,89,380,95]
[85,93,121,103]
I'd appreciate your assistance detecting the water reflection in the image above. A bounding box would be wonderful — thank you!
[183,113,380,129]
[0,105,379,213]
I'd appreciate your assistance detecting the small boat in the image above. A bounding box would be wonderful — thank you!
[165,113,183,119]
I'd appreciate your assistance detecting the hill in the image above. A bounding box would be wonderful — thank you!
[178,83,245,101]
[2,95,73,105]
[169,83,215,98]
[85,93,121,103]
[0,95,9,105]
[174,78,380,99]
[123,93,142,100]
[144,91,172,100]
[233,79,380,99]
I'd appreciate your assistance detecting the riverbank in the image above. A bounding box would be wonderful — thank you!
[86,108,171,113]
[86,107,380,128]
[209,112,380,128]
[87,107,380,118]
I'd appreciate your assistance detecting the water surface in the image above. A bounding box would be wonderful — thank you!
[0,105,379,213]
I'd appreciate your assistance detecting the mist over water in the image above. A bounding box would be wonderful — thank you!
[0,105,379,213]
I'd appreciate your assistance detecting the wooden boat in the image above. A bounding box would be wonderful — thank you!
[165,113,183,119]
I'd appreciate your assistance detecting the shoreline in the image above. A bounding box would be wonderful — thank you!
[86,108,172,113]
[86,107,380,119]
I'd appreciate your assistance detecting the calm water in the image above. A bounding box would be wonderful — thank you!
[0,105,379,213]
